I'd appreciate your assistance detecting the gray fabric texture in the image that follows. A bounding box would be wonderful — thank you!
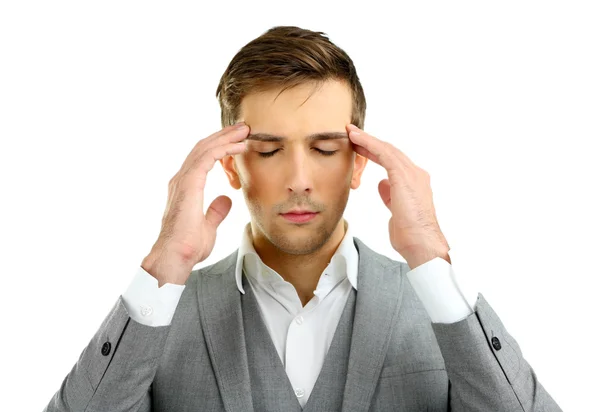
[242,271,356,412]
[43,237,562,411]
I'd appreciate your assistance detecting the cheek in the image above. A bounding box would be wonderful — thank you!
[236,158,276,201]
[326,152,354,177]
[239,157,273,186]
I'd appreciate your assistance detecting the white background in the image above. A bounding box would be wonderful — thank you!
[1,1,598,410]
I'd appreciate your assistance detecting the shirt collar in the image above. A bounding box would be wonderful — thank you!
[234,218,358,294]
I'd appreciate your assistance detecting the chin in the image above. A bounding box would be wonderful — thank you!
[270,220,338,255]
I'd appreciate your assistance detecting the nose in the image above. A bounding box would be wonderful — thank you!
[285,147,313,194]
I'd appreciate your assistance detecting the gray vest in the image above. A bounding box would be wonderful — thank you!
[241,271,357,411]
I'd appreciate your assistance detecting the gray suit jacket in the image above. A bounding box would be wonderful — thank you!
[44,237,562,411]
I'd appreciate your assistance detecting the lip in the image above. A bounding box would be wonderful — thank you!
[280,212,319,223]
[283,209,316,214]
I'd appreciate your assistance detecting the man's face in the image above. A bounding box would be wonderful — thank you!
[220,79,368,256]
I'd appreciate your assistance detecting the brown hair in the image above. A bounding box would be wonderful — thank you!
[215,26,367,129]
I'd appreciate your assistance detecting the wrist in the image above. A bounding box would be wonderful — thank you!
[141,250,193,287]
[403,244,451,270]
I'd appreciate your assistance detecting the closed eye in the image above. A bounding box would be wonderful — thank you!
[257,148,338,158]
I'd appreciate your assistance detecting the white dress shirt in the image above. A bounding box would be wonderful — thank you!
[122,219,478,408]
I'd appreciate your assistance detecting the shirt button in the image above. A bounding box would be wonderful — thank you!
[295,316,304,325]
[294,388,305,398]
[140,305,153,317]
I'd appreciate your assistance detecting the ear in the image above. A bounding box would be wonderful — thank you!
[219,155,242,190]
[350,152,368,189]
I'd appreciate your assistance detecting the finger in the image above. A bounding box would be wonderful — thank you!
[378,179,392,211]
[185,123,248,161]
[206,124,249,151]
[205,195,233,229]
[346,125,398,171]
[208,122,249,142]
[347,124,416,170]
[177,141,247,213]
[352,142,380,165]
[182,125,249,174]
[193,141,248,179]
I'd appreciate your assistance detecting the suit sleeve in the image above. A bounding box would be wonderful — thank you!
[43,294,171,411]
[430,292,563,411]
[406,248,562,410]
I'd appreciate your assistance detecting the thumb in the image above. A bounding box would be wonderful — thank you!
[378,179,392,211]
[205,195,233,229]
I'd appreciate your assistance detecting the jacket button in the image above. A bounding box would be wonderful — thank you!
[101,341,111,356]
[491,337,502,351]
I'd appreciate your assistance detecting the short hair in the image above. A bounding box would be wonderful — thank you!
[215,26,367,129]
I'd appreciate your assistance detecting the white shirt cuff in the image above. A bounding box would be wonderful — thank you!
[121,266,186,327]
[406,247,479,324]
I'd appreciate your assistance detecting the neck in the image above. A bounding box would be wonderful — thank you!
[251,219,347,306]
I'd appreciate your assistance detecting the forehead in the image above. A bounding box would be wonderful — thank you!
[239,79,353,137]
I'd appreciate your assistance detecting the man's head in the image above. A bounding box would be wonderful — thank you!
[217,26,368,256]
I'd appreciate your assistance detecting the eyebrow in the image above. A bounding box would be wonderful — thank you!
[245,131,349,142]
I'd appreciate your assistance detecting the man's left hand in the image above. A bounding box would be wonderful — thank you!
[346,124,451,269]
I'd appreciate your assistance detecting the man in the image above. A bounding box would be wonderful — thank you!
[44,26,562,411]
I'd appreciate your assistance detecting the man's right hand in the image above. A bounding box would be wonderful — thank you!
[141,122,249,287]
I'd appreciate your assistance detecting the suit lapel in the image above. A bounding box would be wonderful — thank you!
[195,237,406,412]
[197,250,254,412]
[341,238,406,412]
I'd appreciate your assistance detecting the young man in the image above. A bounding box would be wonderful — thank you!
[44,26,562,411]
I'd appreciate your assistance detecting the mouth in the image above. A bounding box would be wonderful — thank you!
[280,212,319,223]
